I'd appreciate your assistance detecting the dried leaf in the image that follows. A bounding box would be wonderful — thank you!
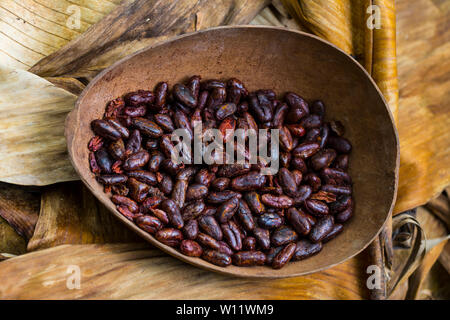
[0,65,78,185]
[0,0,119,70]
[395,0,450,213]
[0,243,369,299]
[27,182,142,251]
[0,182,40,240]
[0,216,26,256]
[29,0,270,79]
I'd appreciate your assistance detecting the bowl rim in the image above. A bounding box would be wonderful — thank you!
[66,25,400,278]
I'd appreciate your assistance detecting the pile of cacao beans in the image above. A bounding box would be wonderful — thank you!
[87,76,353,269]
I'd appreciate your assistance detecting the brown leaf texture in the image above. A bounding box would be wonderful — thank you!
[0,182,40,240]
[0,243,370,299]
[27,182,142,251]
[0,0,120,70]
[0,65,78,185]
[29,0,270,79]
[281,0,398,120]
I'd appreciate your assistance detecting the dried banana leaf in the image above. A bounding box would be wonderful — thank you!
[0,182,40,240]
[281,0,398,120]
[27,182,142,251]
[0,243,369,299]
[29,0,270,79]
[0,0,119,70]
[0,65,78,185]
[395,0,450,213]
[0,216,26,256]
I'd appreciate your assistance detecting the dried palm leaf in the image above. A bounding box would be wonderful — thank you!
[0,0,119,70]
[1,243,368,299]
[0,65,78,185]
[27,182,142,251]
[29,0,270,79]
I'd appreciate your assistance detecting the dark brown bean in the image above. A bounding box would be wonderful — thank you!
[310,149,337,171]
[300,114,322,129]
[202,250,231,267]
[336,205,353,223]
[217,163,251,178]
[198,215,223,241]
[185,183,208,201]
[211,177,230,191]
[243,237,257,250]
[207,190,240,204]
[258,213,283,229]
[230,171,266,191]
[132,117,163,138]
[271,226,298,247]
[124,90,154,106]
[304,199,329,217]
[159,173,173,195]
[180,240,203,257]
[127,170,157,186]
[150,208,169,225]
[97,174,127,185]
[215,103,236,120]
[244,192,265,215]
[123,150,150,171]
[265,246,283,265]
[108,119,130,139]
[135,215,162,234]
[278,168,297,197]
[322,224,344,243]
[128,177,150,202]
[236,199,255,231]
[216,196,240,224]
[253,227,270,250]
[91,119,121,141]
[95,148,113,173]
[286,208,311,235]
[197,233,221,250]
[292,142,320,158]
[292,185,313,204]
[292,239,323,261]
[222,221,242,251]
[261,194,293,209]
[173,83,196,108]
[195,169,215,187]
[111,194,138,213]
[160,199,184,229]
[232,251,266,266]
[154,113,175,132]
[327,136,352,153]
[334,154,349,171]
[304,173,321,192]
[171,179,188,210]
[182,200,205,220]
[182,219,199,240]
[155,228,183,247]
[272,242,296,269]
[125,129,142,155]
[309,215,334,243]
[321,184,352,195]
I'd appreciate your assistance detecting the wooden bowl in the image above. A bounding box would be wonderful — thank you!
[66,26,399,278]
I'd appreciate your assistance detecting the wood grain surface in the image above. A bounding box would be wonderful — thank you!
[0,243,370,299]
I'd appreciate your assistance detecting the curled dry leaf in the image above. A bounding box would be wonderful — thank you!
[0,65,78,185]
